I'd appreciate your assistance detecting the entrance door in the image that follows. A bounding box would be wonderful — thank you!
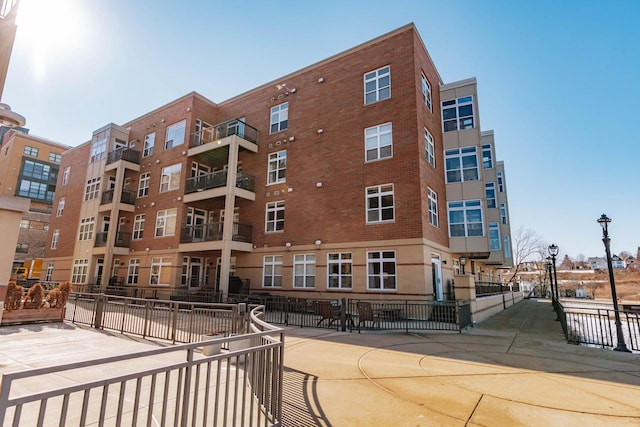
[189,257,202,289]
[431,254,443,301]
[95,258,104,288]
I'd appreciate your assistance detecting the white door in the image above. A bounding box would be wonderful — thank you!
[432,254,443,301]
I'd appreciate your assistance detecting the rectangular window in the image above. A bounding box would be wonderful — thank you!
[267,150,287,184]
[489,222,501,250]
[367,251,397,290]
[448,200,484,237]
[51,229,60,249]
[263,255,283,288]
[56,197,65,216]
[293,254,316,288]
[143,132,155,157]
[155,208,177,237]
[150,257,171,285]
[442,96,475,132]
[62,166,70,185]
[366,184,394,223]
[327,252,352,289]
[84,177,101,201]
[364,65,390,104]
[90,138,107,163]
[482,144,493,169]
[485,182,497,208]
[165,119,186,149]
[500,203,508,224]
[133,214,145,240]
[78,217,95,241]
[160,163,181,192]
[365,123,392,161]
[18,180,54,202]
[22,159,52,181]
[270,103,288,133]
[71,259,89,283]
[49,153,62,163]
[138,172,150,197]
[127,259,140,284]
[20,219,30,229]
[445,147,479,183]
[425,128,435,167]
[504,236,511,259]
[24,146,39,156]
[497,172,504,192]
[45,263,54,281]
[15,243,29,254]
[421,73,432,111]
[265,201,285,232]
[428,187,438,227]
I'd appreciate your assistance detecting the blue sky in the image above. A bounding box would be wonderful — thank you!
[4,0,639,259]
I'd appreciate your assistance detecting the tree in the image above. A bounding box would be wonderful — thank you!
[619,250,632,260]
[559,254,574,270]
[586,282,604,299]
[505,227,546,285]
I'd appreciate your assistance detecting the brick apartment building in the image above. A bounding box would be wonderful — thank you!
[0,128,69,268]
[43,23,513,301]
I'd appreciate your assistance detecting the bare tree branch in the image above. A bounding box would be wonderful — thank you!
[505,226,546,285]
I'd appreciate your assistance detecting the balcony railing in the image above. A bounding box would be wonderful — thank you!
[185,170,255,194]
[100,188,136,205]
[189,118,258,147]
[475,281,513,297]
[106,148,141,165]
[180,221,252,244]
[94,231,131,248]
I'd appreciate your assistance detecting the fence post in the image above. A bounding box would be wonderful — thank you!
[94,294,105,329]
[405,300,409,333]
[340,298,347,332]
[171,302,178,344]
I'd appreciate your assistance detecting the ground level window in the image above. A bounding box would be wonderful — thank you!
[71,259,89,284]
[128,259,140,284]
[150,257,171,285]
[367,251,397,290]
[293,254,316,288]
[327,253,352,289]
[263,255,283,287]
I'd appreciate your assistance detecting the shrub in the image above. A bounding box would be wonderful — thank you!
[23,283,45,309]
[46,281,73,308]
[5,281,24,311]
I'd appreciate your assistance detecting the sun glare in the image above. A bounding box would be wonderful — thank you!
[16,0,86,81]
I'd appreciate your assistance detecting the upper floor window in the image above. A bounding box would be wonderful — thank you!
[133,214,145,240]
[143,132,155,157]
[62,166,70,185]
[90,138,107,163]
[442,96,474,132]
[428,187,438,227]
[424,128,435,167]
[504,236,511,259]
[489,222,501,250]
[265,201,285,232]
[22,159,53,181]
[448,200,483,237]
[270,103,288,134]
[51,229,60,249]
[155,208,177,237]
[24,146,38,157]
[267,150,287,184]
[78,217,95,241]
[485,182,496,208]
[15,242,29,254]
[262,255,283,288]
[445,147,478,183]
[45,263,54,281]
[328,252,352,289]
[367,251,397,291]
[500,203,508,224]
[421,74,432,111]
[138,172,150,197]
[84,177,101,201]
[56,197,65,216]
[366,184,394,223]
[365,123,392,161]
[364,65,390,104]
[293,254,316,289]
[71,259,89,284]
[49,153,62,163]
[497,172,504,192]
[482,143,493,169]
[160,163,181,192]
[165,119,186,149]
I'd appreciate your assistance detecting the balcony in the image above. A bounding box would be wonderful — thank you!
[94,231,131,248]
[106,148,141,165]
[101,189,136,205]
[185,170,255,194]
[180,222,252,244]
[189,118,258,147]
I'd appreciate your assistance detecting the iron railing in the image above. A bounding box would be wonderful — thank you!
[106,147,141,165]
[94,231,131,248]
[185,170,256,194]
[189,118,258,147]
[475,282,513,297]
[100,188,136,205]
[180,221,252,244]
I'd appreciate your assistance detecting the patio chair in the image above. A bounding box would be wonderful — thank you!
[316,300,341,328]
[356,301,381,332]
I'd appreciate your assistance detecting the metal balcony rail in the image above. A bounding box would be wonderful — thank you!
[189,118,258,147]
[100,188,136,205]
[180,221,252,244]
[94,231,132,248]
[475,281,512,297]
[106,147,141,165]
[185,170,256,194]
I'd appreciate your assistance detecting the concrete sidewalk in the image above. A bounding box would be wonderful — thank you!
[1,299,639,426]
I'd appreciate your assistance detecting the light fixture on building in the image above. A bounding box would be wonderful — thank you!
[315,240,322,247]
[285,242,291,248]
[459,256,467,274]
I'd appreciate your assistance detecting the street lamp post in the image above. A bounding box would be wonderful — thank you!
[597,214,631,352]
[546,258,554,300]
[548,244,560,301]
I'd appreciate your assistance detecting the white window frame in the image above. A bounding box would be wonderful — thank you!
[150,257,171,286]
[127,259,140,285]
[364,65,390,104]
[143,132,155,157]
[133,214,145,240]
[267,150,287,184]
[442,96,475,132]
[62,166,70,185]
[155,208,177,237]
[84,177,101,201]
[365,123,392,162]
[482,143,493,169]
[262,255,283,288]
[45,262,54,281]
[485,182,497,209]
[138,172,150,197]
[366,184,394,223]
[427,187,438,227]
[500,203,508,224]
[445,146,479,183]
[71,259,89,283]
[367,250,397,291]
[448,200,484,238]
[78,217,95,241]
[265,201,285,232]
[293,254,316,289]
[51,229,59,249]
[425,128,435,167]
[90,138,107,163]
[327,252,353,289]
[489,222,501,250]
[270,103,288,134]
[56,197,65,216]
[165,119,186,149]
[421,73,432,111]
[160,163,181,192]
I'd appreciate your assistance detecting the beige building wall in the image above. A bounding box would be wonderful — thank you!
[0,195,30,283]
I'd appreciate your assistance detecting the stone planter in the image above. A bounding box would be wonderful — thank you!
[228,334,254,365]
[1,307,65,326]
[201,333,225,356]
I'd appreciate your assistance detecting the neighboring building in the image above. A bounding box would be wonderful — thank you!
[624,255,636,268]
[611,254,625,269]
[0,128,69,268]
[588,257,607,271]
[44,24,514,301]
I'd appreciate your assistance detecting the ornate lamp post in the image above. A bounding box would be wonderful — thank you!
[546,257,554,300]
[459,256,467,275]
[597,214,631,352]
[548,244,560,300]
